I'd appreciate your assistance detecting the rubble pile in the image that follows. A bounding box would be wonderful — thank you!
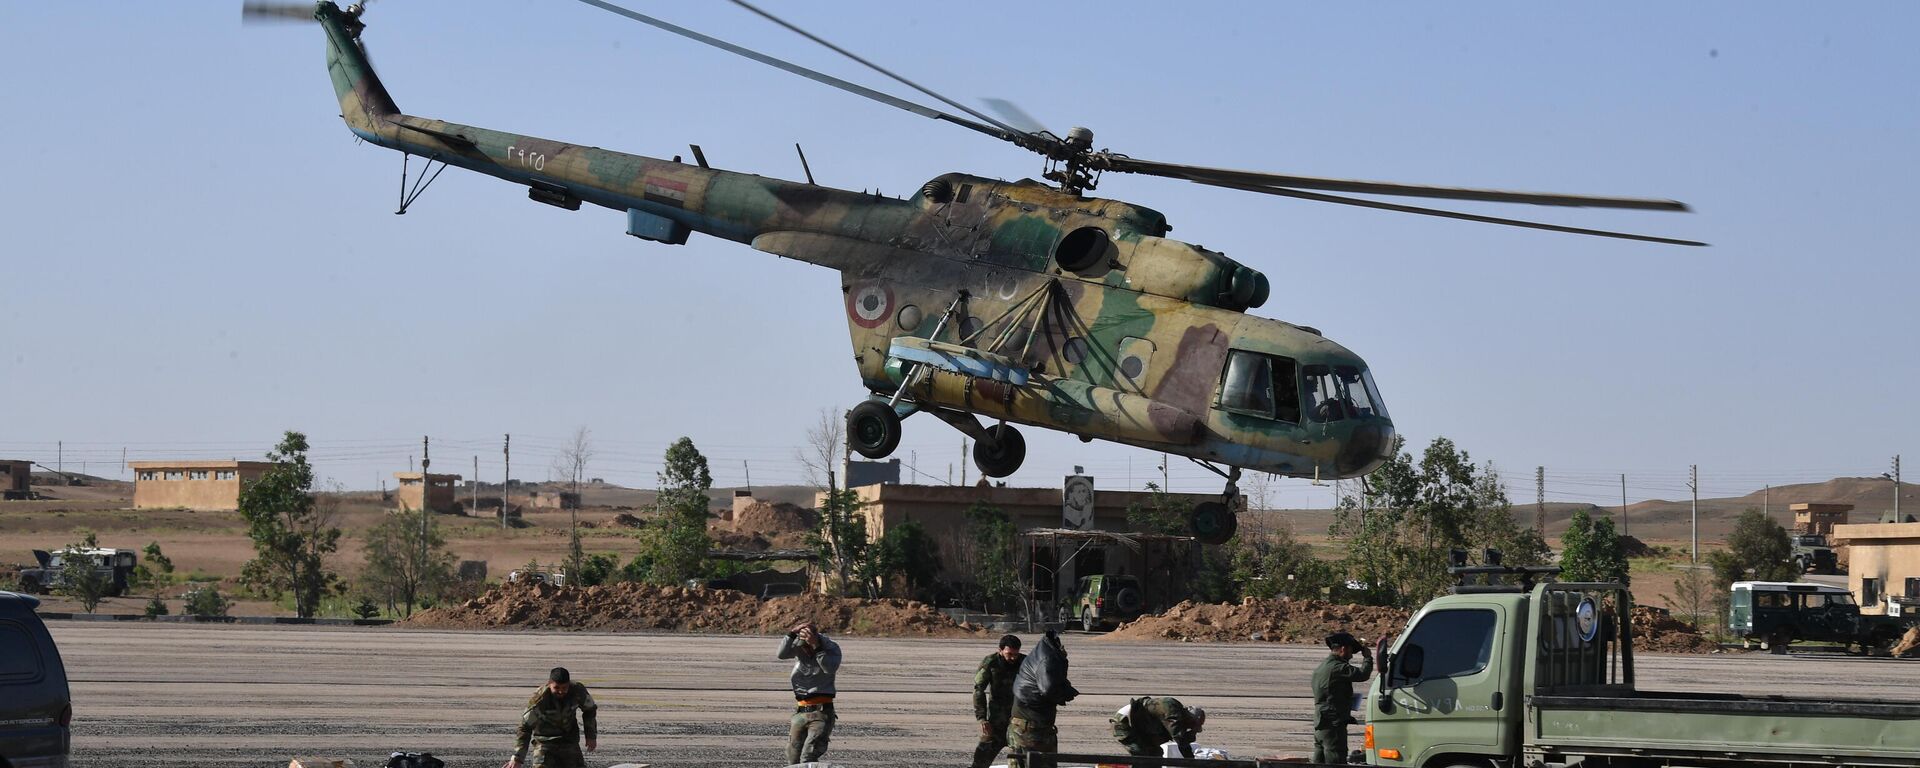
[1104,598,1412,643]
[1106,599,1718,654]
[732,500,816,534]
[406,581,980,637]
[1628,605,1718,654]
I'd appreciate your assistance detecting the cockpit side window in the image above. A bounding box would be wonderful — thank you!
[1305,364,1386,422]
[1217,350,1300,423]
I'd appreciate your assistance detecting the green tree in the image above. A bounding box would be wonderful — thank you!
[573,553,619,587]
[1124,482,1191,536]
[1228,518,1328,600]
[639,437,714,585]
[1708,508,1797,586]
[183,585,230,618]
[811,488,872,596]
[237,432,341,618]
[1469,463,1552,567]
[57,545,112,613]
[1330,436,1500,606]
[359,507,457,617]
[964,502,1020,611]
[143,541,175,574]
[1560,508,1630,584]
[869,520,942,600]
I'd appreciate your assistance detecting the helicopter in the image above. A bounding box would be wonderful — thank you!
[250,1,1698,543]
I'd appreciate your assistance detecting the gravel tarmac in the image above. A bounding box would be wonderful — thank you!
[49,622,1919,768]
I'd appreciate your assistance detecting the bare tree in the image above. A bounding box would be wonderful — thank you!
[553,426,594,582]
[795,407,845,489]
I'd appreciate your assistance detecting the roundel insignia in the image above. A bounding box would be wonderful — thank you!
[847,283,893,328]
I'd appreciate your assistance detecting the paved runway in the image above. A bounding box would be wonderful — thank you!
[49,622,1918,767]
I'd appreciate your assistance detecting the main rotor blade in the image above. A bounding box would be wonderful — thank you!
[728,0,1033,141]
[981,98,1053,137]
[1105,156,1690,211]
[568,0,1021,145]
[1197,179,1706,246]
[242,2,317,23]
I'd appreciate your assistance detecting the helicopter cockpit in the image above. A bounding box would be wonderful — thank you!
[1304,364,1388,423]
[1217,352,1387,424]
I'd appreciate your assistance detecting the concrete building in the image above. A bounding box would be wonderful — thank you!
[394,472,462,514]
[1833,520,1920,616]
[528,489,581,510]
[0,459,31,500]
[846,459,902,488]
[131,460,272,511]
[1791,502,1853,536]
[826,482,1234,610]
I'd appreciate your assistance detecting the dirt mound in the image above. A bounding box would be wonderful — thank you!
[711,529,772,551]
[1628,606,1717,653]
[406,582,980,637]
[1104,598,1411,643]
[733,500,816,534]
[1616,535,1654,558]
[1105,599,1718,654]
[610,513,645,528]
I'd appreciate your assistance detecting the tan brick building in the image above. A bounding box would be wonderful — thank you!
[823,482,1232,607]
[1834,521,1920,616]
[1791,502,1853,536]
[394,472,462,513]
[0,459,31,500]
[131,460,272,511]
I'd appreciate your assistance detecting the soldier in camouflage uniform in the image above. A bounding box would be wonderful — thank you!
[1312,632,1374,764]
[1110,696,1206,758]
[1008,631,1076,768]
[970,635,1025,768]
[506,667,597,768]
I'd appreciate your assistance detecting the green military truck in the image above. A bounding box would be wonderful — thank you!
[1364,564,1920,768]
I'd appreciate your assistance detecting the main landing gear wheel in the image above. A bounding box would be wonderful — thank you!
[972,424,1026,478]
[1189,501,1237,545]
[847,401,902,459]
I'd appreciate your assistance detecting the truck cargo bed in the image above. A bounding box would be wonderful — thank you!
[1531,690,1920,766]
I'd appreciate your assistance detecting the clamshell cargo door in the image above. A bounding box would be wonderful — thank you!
[1377,602,1513,761]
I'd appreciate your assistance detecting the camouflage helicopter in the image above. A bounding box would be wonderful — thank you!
[250,1,1698,542]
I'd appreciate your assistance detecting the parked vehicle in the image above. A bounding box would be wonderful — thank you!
[1789,533,1839,574]
[18,548,137,597]
[1068,574,1146,631]
[505,568,565,587]
[1728,580,1911,653]
[0,590,72,767]
[1363,565,1920,768]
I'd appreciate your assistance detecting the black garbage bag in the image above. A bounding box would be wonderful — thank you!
[1014,630,1078,708]
[385,752,444,768]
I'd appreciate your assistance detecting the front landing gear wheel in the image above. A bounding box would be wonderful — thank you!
[1190,501,1238,545]
[972,424,1026,478]
[847,401,902,459]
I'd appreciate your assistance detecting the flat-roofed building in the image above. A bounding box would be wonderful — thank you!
[1833,520,1920,616]
[1791,502,1853,536]
[131,460,273,511]
[394,472,462,514]
[0,459,31,500]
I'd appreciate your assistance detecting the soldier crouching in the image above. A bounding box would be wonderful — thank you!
[506,666,597,768]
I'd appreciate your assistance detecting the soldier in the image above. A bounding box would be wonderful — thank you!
[971,634,1025,768]
[1311,632,1376,764]
[1008,630,1077,768]
[1110,696,1205,758]
[778,621,843,765]
[505,666,597,768]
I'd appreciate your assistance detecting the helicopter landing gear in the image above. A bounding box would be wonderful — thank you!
[1187,463,1242,545]
[847,401,903,459]
[972,423,1027,478]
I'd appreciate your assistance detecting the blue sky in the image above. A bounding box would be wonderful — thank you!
[1,2,1913,508]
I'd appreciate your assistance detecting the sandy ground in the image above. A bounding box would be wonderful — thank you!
[49,623,1919,768]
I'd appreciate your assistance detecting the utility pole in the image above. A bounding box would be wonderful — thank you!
[502,433,511,530]
[1535,466,1546,536]
[743,460,752,495]
[473,455,479,514]
[960,440,968,486]
[1688,464,1699,565]
[1620,474,1628,535]
[1894,455,1903,521]
[1161,453,1170,492]
[57,441,62,477]
[420,436,431,581]
[1764,484,1771,516]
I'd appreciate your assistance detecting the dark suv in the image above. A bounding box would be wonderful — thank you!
[1068,575,1147,631]
[1,591,71,767]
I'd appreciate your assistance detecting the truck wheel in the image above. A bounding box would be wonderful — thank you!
[1769,630,1792,655]
[19,575,41,594]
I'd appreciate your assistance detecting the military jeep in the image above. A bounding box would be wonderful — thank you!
[1068,574,1146,631]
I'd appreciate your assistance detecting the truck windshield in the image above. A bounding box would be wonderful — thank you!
[1394,608,1496,684]
[1305,364,1387,422]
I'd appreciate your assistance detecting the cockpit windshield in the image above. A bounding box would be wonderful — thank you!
[1217,350,1301,423]
[1305,364,1388,422]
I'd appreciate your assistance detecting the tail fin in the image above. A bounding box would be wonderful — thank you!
[317,2,399,137]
